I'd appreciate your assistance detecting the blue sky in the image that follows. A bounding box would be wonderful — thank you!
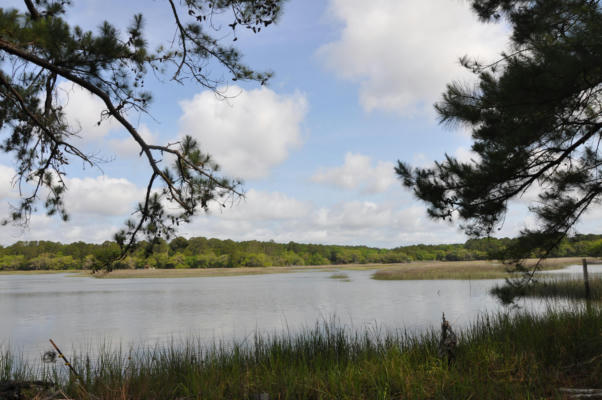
[3,0,598,247]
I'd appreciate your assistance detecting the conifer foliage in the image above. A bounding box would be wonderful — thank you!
[0,0,282,267]
[397,0,602,262]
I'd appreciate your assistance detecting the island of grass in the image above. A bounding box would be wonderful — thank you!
[370,257,599,280]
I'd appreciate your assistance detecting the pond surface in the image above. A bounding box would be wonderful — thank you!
[1,265,593,361]
[542,263,602,276]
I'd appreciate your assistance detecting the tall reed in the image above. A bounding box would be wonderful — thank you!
[492,275,602,302]
[2,307,601,399]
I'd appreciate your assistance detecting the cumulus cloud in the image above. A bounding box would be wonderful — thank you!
[179,86,307,180]
[0,173,142,244]
[57,82,119,141]
[311,152,396,193]
[318,0,508,114]
[408,146,480,171]
[178,189,468,247]
[64,175,142,216]
[314,201,392,229]
[109,124,158,157]
[454,146,481,165]
[59,223,122,243]
[0,209,122,245]
[0,165,17,199]
[209,189,311,221]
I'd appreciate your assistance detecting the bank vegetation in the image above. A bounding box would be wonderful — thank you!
[3,234,602,272]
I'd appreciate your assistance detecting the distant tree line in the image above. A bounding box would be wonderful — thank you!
[1,234,602,271]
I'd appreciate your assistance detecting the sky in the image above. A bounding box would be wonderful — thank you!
[2,0,601,248]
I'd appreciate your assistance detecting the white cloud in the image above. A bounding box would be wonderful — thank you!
[179,189,467,247]
[59,223,121,243]
[209,189,311,221]
[454,146,481,165]
[318,0,508,114]
[57,82,119,141]
[0,208,122,244]
[178,86,307,180]
[407,146,480,171]
[314,201,393,229]
[0,165,17,199]
[513,182,545,205]
[64,175,142,216]
[109,124,158,158]
[0,173,141,244]
[311,152,396,193]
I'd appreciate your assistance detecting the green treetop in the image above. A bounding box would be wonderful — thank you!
[397,0,602,269]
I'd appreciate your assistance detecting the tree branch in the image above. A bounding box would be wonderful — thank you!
[0,38,197,208]
[23,0,40,20]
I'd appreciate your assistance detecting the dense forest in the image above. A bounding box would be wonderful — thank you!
[1,234,602,271]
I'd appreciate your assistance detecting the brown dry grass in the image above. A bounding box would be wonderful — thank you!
[86,264,337,279]
[371,257,600,280]
[0,269,82,275]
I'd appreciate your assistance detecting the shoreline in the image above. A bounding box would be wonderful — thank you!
[0,257,598,279]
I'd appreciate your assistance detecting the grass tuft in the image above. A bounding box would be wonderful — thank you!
[328,273,350,281]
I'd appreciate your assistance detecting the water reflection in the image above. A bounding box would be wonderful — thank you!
[542,264,602,275]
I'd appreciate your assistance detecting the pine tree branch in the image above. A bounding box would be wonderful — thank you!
[0,38,236,211]
[0,37,241,257]
[23,0,40,20]
[116,172,158,265]
[0,73,91,164]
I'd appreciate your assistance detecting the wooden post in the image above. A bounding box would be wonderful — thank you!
[582,258,591,301]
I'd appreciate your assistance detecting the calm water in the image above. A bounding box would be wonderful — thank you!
[1,265,599,360]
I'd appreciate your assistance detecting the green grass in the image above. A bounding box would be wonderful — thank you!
[2,307,601,399]
[492,275,602,303]
[372,268,513,280]
[371,258,599,280]
[328,272,350,281]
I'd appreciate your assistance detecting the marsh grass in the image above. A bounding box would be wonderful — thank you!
[492,275,602,302]
[10,257,588,279]
[371,260,513,280]
[3,307,601,399]
[371,258,598,280]
[328,273,350,281]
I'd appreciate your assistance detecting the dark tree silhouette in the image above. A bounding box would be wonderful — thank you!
[397,0,602,276]
[0,0,283,268]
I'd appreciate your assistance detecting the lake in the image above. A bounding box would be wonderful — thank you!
[2,265,600,361]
